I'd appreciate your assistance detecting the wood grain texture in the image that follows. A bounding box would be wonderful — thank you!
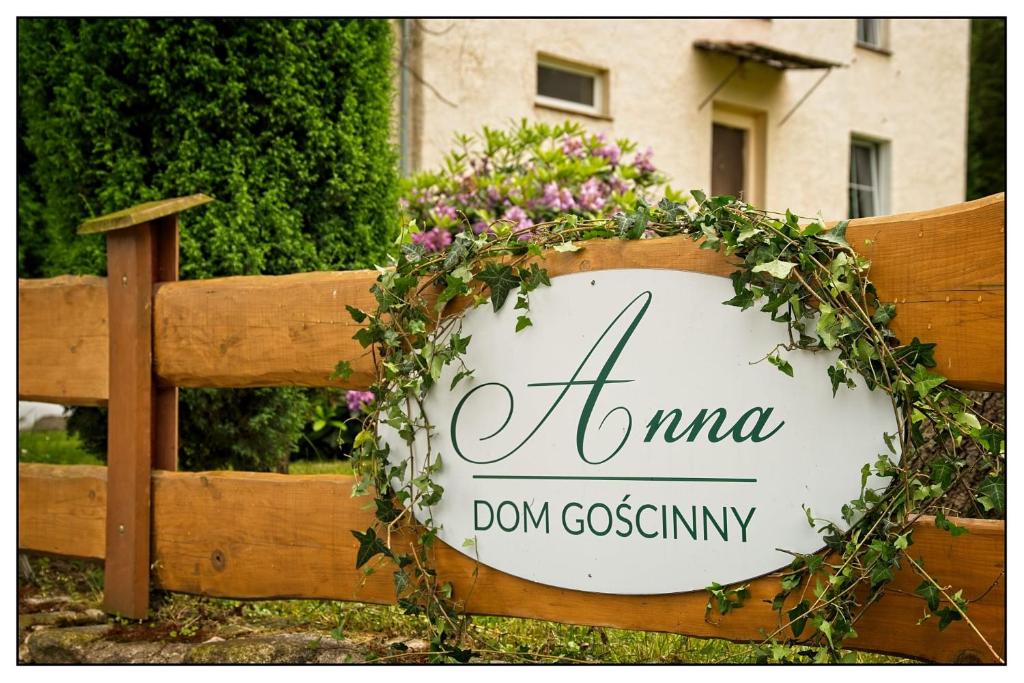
[154,270,383,390]
[18,464,106,560]
[16,464,1005,662]
[103,227,155,619]
[77,194,212,235]
[18,276,109,405]
[153,195,1004,392]
[153,215,180,471]
[846,193,1005,391]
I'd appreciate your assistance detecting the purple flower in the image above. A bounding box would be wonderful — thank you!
[633,146,656,174]
[578,177,607,212]
[411,227,454,252]
[434,203,458,221]
[560,136,585,158]
[609,177,630,195]
[486,186,502,206]
[472,220,491,235]
[558,187,576,210]
[541,182,577,211]
[594,141,621,166]
[346,390,375,413]
[503,205,535,240]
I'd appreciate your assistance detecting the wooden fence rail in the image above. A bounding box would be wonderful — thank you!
[17,193,1006,662]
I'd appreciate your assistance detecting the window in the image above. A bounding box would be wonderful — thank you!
[710,105,765,207]
[856,19,888,51]
[849,138,889,218]
[536,56,607,117]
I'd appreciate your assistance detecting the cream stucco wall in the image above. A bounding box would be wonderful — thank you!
[403,18,969,219]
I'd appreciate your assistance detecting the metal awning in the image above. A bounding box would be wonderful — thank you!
[693,40,845,70]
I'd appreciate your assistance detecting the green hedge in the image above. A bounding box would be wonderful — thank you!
[18,18,398,471]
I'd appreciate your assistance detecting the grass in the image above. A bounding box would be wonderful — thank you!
[18,430,103,466]
[288,459,353,475]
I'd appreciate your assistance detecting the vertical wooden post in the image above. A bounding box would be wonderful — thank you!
[78,194,211,618]
[153,214,179,472]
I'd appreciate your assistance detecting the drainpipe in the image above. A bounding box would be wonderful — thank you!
[399,18,411,176]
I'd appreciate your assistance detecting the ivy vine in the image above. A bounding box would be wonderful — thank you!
[338,192,1005,663]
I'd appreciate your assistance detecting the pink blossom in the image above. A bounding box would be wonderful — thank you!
[633,146,656,174]
[558,187,576,210]
[578,177,607,212]
[560,136,585,158]
[541,182,578,211]
[609,177,630,195]
[486,186,502,205]
[503,205,535,240]
[434,203,458,221]
[594,141,621,165]
[411,227,454,252]
[346,390,375,413]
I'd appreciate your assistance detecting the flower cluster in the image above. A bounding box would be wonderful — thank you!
[345,390,375,413]
[401,121,670,251]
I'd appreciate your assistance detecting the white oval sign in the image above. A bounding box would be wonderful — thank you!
[383,269,896,594]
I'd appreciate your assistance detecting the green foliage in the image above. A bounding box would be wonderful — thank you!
[347,188,1005,662]
[18,18,398,472]
[400,120,677,252]
[967,19,1006,200]
[18,429,103,466]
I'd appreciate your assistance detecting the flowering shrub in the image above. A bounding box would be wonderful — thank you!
[401,120,679,250]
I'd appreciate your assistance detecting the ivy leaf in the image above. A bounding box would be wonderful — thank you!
[768,353,794,377]
[788,600,810,638]
[449,333,472,355]
[911,365,947,398]
[915,580,941,612]
[331,360,353,381]
[977,475,1005,514]
[801,222,825,237]
[820,220,850,247]
[894,337,937,368]
[936,607,963,631]
[450,369,474,390]
[553,241,581,253]
[450,264,474,283]
[393,570,409,595]
[872,302,897,326]
[345,305,368,324]
[929,458,956,489]
[690,189,707,206]
[475,262,520,312]
[934,510,968,536]
[352,528,390,569]
[515,315,533,332]
[752,259,797,280]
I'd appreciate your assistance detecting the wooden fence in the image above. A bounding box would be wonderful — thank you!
[18,193,1005,662]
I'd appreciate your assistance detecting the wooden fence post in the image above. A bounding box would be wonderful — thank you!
[78,194,211,618]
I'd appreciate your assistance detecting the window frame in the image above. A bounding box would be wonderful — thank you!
[535,54,608,118]
[855,19,891,53]
[848,137,890,219]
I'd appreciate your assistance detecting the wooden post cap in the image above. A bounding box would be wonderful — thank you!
[77,194,213,235]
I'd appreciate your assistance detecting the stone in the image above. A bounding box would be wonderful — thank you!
[23,625,111,663]
[183,634,325,664]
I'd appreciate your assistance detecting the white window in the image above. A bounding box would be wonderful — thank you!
[856,19,888,51]
[536,56,607,117]
[849,138,889,219]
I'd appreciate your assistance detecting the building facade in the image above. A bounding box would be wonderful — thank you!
[396,18,970,219]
